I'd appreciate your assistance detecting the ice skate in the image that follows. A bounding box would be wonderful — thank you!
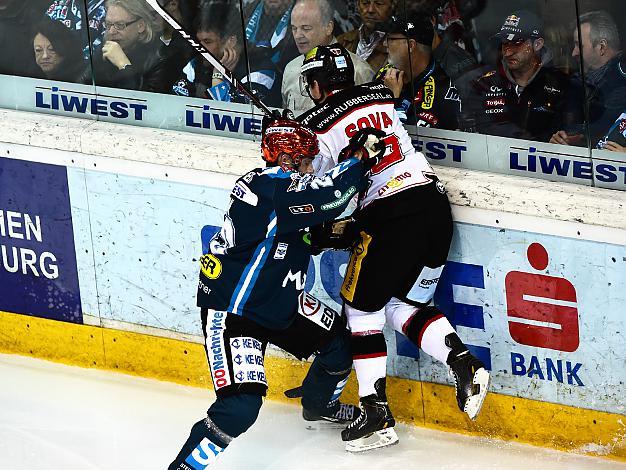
[303,400,361,430]
[447,342,490,420]
[341,378,398,452]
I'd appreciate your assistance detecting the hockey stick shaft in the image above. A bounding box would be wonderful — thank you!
[144,0,274,116]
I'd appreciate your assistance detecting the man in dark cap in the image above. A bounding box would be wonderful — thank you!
[460,10,572,142]
[376,13,461,128]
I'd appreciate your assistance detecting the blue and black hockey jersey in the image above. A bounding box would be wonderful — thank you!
[197,158,366,329]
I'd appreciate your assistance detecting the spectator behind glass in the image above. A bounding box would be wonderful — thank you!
[171,8,241,100]
[45,0,107,51]
[243,0,299,107]
[431,1,477,81]
[550,11,626,152]
[377,12,460,129]
[89,0,169,92]
[32,17,89,83]
[336,0,394,72]
[0,0,47,77]
[458,10,572,142]
[282,0,373,114]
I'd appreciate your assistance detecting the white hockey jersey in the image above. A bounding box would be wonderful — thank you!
[297,82,436,209]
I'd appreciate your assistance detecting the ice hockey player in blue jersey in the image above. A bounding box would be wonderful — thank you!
[168,117,380,469]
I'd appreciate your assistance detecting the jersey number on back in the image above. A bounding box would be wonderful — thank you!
[369,134,404,175]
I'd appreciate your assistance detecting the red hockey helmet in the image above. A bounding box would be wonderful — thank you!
[261,119,319,170]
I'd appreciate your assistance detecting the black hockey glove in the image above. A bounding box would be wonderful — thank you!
[337,127,387,170]
[309,216,359,254]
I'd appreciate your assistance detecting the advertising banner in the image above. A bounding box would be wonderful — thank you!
[2,75,624,191]
[66,162,625,414]
[0,158,82,323]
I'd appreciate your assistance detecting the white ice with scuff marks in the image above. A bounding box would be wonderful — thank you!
[0,354,623,470]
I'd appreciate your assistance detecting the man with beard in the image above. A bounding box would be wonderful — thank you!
[549,10,626,151]
[460,10,571,142]
[337,0,394,73]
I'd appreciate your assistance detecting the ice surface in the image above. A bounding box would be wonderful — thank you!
[0,354,622,470]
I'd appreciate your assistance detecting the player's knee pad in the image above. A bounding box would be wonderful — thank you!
[404,305,446,347]
[384,297,418,334]
[345,304,385,334]
[207,393,263,438]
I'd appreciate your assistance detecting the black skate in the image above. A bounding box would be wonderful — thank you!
[340,378,398,452]
[446,334,490,420]
[303,401,361,430]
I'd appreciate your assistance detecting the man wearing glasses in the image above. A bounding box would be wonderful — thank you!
[376,13,461,129]
[91,0,168,92]
[461,10,570,142]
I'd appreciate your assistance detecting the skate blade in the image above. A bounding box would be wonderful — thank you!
[345,428,399,453]
[465,368,490,420]
[305,420,346,430]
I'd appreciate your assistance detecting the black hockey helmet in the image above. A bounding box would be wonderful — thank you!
[300,44,355,92]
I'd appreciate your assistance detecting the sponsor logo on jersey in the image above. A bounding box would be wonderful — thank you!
[421,76,435,110]
[335,56,348,69]
[200,254,223,279]
[274,242,288,259]
[504,14,520,27]
[185,437,225,469]
[231,336,266,386]
[299,292,321,316]
[341,231,371,301]
[486,108,505,114]
[436,180,446,194]
[544,85,561,94]
[420,277,440,286]
[289,204,315,215]
[231,182,258,206]
[378,172,411,196]
[444,86,460,102]
[282,270,306,290]
[206,311,231,390]
[198,279,211,295]
[480,70,496,79]
[298,292,335,330]
[242,171,255,183]
[486,98,505,107]
[417,111,439,127]
[321,186,356,210]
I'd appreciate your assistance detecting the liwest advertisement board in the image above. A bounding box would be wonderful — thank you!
[1,75,625,191]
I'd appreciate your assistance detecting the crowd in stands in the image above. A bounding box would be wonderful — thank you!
[0,0,625,152]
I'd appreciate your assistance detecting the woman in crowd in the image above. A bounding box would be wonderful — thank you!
[32,17,89,83]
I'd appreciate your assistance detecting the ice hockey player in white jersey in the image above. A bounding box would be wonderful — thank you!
[297,44,490,452]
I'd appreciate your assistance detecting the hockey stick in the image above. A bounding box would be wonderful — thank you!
[144,0,274,117]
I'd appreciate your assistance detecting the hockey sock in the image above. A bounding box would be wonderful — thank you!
[351,332,387,397]
[301,355,351,414]
[404,306,458,364]
[168,416,231,470]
